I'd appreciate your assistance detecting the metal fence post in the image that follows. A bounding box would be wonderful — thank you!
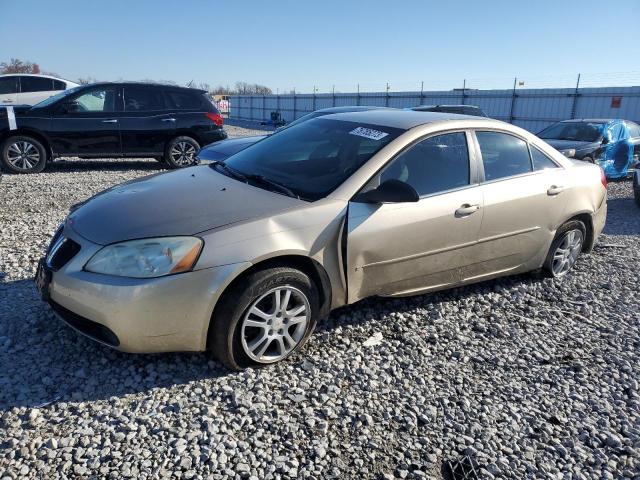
[312,86,316,112]
[262,94,266,121]
[570,73,581,119]
[332,85,335,107]
[356,84,360,106]
[292,88,296,122]
[461,79,466,105]
[508,77,517,124]
[385,83,390,107]
[420,81,424,105]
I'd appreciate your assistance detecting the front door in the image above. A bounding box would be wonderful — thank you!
[120,86,175,155]
[48,85,121,157]
[346,131,483,302]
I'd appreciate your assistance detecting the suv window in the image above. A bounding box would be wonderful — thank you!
[530,145,559,171]
[0,77,18,94]
[71,87,117,112]
[165,90,202,110]
[124,87,165,111]
[377,132,470,196]
[52,79,66,91]
[20,76,55,93]
[476,131,532,181]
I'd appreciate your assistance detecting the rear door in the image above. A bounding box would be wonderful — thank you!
[470,130,567,278]
[120,85,175,155]
[346,131,483,301]
[48,85,122,156]
[0,76,18,104]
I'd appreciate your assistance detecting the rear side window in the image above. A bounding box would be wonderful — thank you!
[124,87,165,111]
[0,77,18,94]
[530,145,559,171]
[476,131,532,181]
[20,76,55,92]
[165,91,202,110]
[52,79,66,91]
[379,132,470,196]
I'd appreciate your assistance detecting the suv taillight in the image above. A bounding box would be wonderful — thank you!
[600,168,607,188]
[205,112,224,127]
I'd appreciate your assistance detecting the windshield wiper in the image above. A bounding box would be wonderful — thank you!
[211,161,247,181]
[244,174,299,199]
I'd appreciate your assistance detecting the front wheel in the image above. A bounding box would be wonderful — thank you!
[209,267,319,370]
[543,220,586,278]
[1,136,47,173]
[164,136,200,169]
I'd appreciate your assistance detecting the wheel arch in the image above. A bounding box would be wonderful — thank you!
[0,129,53,161]
[205,254,332,351]
[560,212,594,252]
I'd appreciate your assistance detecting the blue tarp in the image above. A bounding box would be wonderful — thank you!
[599,121,638,179]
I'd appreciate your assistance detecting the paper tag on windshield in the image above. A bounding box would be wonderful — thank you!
[349,127,389,141]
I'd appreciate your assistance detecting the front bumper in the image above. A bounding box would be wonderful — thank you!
[46,225,249,353]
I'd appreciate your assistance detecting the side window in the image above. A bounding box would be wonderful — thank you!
[52,79,66,91]
[71,87,117,112]
[124,87,164,111]
[530,145,559,171]
[165,91,202,110]
[625,122,640,138]
[20,76,55,92]
[378,132,470,196]
[0,77,18,94]
[476,131,532,181]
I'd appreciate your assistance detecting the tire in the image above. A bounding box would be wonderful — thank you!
[209,267,319,370]
[633,172,640,208]
[164,136,200,169]
[542,220,586,278]
[0,136,47,174]
[582,156,594,164]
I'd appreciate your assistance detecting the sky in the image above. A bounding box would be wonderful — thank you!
[2,0,639,93]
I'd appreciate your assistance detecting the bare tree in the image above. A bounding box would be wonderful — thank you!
[77,77,99,85]
[0,58,41,74]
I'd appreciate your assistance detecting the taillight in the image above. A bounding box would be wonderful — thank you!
[205,112,224,127]
[600,167,607,188]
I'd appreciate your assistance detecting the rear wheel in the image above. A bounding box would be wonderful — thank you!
[543,220,586,278]
[1,136,47,173]
[582,156,594,164]
[209,267,319,370]
[164,136,200,169]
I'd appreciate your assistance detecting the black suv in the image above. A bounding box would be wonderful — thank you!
[0,82,227,173]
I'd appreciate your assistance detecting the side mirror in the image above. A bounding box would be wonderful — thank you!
[354,179,419,204]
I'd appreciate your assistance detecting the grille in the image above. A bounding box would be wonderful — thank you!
[49,238,81,270]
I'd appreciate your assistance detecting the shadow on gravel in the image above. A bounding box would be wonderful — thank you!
[603,196,640,236]
[45,158,164,173]
[0,272,546,411]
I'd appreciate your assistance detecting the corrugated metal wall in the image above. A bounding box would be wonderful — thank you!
[229,86,640,133]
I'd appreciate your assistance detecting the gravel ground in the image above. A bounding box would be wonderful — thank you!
[0,132,639,479]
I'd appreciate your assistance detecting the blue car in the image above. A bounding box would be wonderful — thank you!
[196,106,392,163]
[538,119,640,179]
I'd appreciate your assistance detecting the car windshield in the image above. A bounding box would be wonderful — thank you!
[215,118,403,201]
[31,86,83,109]
[538,122,605,142]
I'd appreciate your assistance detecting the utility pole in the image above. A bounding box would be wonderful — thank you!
[570,73,581,119]
[508,77,517,124]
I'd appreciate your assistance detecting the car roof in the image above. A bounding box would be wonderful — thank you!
[315,105,393,114]
[560,118,615,124]
[0,73,75,82]
[77,81,207,93]
[320,108,493,129]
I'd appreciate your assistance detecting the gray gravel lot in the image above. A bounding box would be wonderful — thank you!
[0,128,639,479]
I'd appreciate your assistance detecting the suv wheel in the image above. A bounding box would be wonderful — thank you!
[209,267,319,370]
[164,136,200,169]
[1,136,47,173]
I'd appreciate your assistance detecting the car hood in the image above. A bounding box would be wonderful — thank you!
[68,166,303,245]
[543,139,599,152]
[197,135,268,161]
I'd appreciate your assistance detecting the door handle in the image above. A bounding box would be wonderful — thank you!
[455,203,480,217]
[101,119,118,123]
[161,118,176,122]
[547,185,565,196]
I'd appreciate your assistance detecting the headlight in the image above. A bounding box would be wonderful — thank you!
[560,149,576,158]
[85,237,203,278]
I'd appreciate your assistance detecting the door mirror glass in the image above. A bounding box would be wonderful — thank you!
[354,179,419,203]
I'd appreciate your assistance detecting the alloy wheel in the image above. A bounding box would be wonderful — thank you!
[170,141,197,166]
[240,286,310,363]
[7,141,40,171]
[551,229,583,277]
